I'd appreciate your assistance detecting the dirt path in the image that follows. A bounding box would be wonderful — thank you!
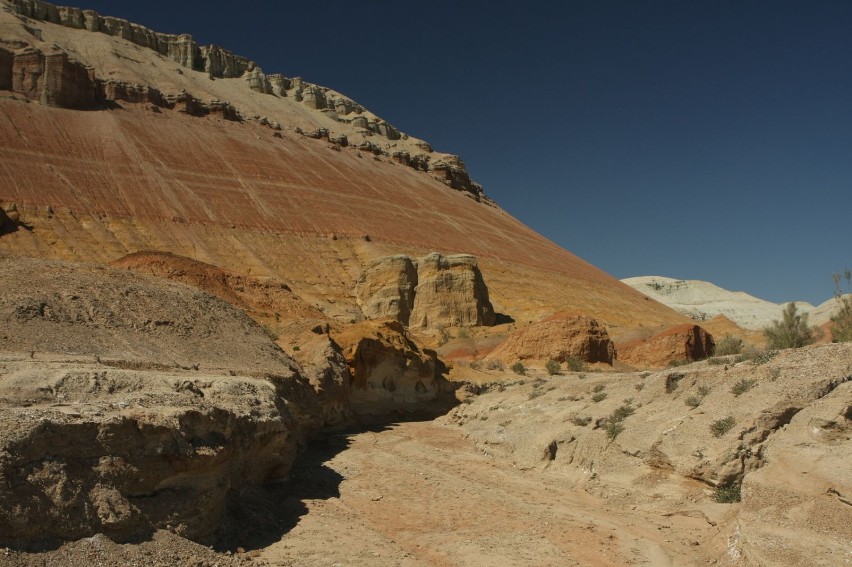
[259,421,707,566]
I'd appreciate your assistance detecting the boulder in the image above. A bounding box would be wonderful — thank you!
[354,255,418,325]
[618,323,715,368]
[486,312,615,365]
[409,253,496,330]
[331,320,452,417]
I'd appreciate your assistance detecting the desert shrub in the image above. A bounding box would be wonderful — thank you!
[591,392,607,403]
[565,356,586,372]
[831,269,852,343]
[469,360,482,370]
[714,334,744,356]
[571,416,592,427]
[528,389,544,400]
[511,362,526,375]
[603,402,634,439]
[710,416,736,437]
[731,378,757,397]
[714,484,742,503]
[532,378,546,388]
[763,303,815,350]
[605,421,625,440]
[707,357,727,365]
[592,384,606,393]
[685,395,702,408]
[697,385,712,397]
[610,403,635,421]
[545,359,561,375]
[486,360,504,371]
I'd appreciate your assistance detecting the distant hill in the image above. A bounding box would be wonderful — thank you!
[622,276,844,330]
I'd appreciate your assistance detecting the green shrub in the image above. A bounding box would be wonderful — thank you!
[685,395,702,408]
[591,392,607,403]
[603,402,634,439]
[610,403,635,421]
[714,484,742,503]
[714,334,744,356]
[565,356,586,372]
[511,362,526,375]
[731,378,757,397]
[710,416,736,437]
[831,269,852,343]
[697,385,712,397]
[528,390,544,400]
[764,303,815,349]
[545,359,561,375]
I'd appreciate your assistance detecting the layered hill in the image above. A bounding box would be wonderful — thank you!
[0,0,687,335]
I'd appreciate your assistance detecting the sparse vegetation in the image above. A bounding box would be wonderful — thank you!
[486,360,504,371]
[831,269,852,343]
[668,359,688,368]
[731,378,757,397]
[710,416,736,437]
[714,484,742,503]
[528,389,544,400]
[469,360,482,370]
[763,302,815,350]
[565,356,586,372]
[591,392,607,403]
[697,385,712,397]
[545,359,561,375]
[511,362,526,375]
[707,357,727,365]
[685,395,702,408]
[592,384,606,393]
[714,334,744,356]
[570,416,592,427]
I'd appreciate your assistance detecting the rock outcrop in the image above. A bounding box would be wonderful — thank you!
[331,320,452,417]
[409,253,496,330]
[2,46,97,108]
[617,323,714,368]
[356,253,496,331]
[354,255,418,325]
[486,312,615,365]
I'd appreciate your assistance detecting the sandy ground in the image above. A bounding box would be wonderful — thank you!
[259,421,713,567]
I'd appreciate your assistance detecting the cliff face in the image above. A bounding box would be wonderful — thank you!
[0,0,688,335]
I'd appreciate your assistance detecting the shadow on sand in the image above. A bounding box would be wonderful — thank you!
[214,423,395,552]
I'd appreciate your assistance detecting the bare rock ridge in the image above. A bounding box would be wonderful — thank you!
[355,253,496,330]
[486,312,616,365]
[0,0,487,201]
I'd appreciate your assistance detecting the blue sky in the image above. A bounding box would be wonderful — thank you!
[80,1,852,304]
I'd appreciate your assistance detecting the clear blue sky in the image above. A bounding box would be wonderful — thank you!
[80,1,852,305]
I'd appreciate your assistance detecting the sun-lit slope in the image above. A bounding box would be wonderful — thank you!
[0,2,687,333]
